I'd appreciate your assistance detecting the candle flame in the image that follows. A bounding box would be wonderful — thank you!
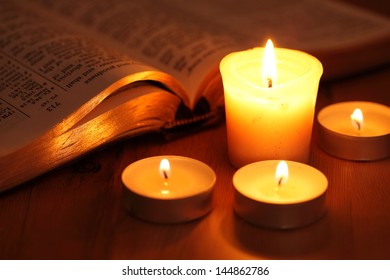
[159,158,171,180]
[262,39,277,88]
[350,108,364,131]
[275,160,288,187]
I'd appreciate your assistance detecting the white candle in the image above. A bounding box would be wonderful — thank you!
[233,160,328,229]
[121,155,216,223]
[220,40,323,168]
[317,101,390,160]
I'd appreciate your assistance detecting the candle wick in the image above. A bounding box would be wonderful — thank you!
[162,170,169,187]
[267,78,272,88]
[355,120,361,131]
[277,177,283,187]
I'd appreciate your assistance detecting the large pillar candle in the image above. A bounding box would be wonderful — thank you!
[220,40,323,168]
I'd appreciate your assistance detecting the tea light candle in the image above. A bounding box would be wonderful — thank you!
[317,101,390,161]
[233,160,328,229]
[121,155,216,223]
[220,39,323,168]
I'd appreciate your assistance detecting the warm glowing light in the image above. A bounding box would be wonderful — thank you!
[160,189,170,195]
[350,108,364,131]
[275,160,288,186]
[159,158,171,180]
[262,39,277,88]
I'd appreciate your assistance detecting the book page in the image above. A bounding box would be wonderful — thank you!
[29,0,237,109]
[168,0,390,51]
[31,0,390,102]
[2,0,389,155]
[0,2,181,156]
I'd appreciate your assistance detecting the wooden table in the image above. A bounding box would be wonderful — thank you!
[0,1,389,260]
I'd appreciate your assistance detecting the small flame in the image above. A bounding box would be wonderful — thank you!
[350,108,364,131]
[275,161,288,187]
[262,39,277,88]
[159,158,171,180]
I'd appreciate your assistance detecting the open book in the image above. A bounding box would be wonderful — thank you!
[1,0,389,191]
